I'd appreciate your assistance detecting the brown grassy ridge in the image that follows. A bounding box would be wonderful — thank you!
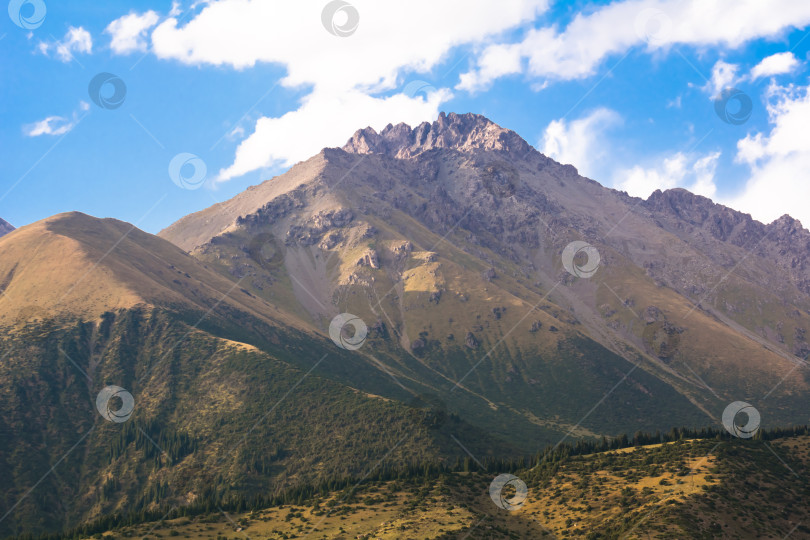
[57,434,810,540]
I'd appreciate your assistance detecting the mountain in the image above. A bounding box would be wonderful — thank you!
[2,112,810,538]
[161,111,809,432]
[160,113,720,451]
[0,213,513,538]
[0,218,13,238]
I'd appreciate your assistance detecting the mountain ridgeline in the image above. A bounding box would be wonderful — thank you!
[1,112,808,538]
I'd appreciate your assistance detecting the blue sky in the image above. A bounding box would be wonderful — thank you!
[3,0,810,234]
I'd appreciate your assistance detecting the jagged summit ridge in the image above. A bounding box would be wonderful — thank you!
[341,111,532,159]
[646,187,805,232]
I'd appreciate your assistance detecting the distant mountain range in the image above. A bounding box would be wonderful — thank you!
[1,112,808,537]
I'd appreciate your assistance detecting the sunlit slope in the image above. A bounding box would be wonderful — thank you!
[70,433,810,540]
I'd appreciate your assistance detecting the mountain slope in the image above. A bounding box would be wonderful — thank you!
[160,150,711,450]
[0,212,308,328]
[0,213,517,538]
[160,112,809,434]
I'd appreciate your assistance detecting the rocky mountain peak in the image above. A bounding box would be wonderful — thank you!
[769,214,803,232]
[646,188,809,238]
[644,188,753,237]
[341,111,532,159]
[0,217,14,238]
[645,188,713,214]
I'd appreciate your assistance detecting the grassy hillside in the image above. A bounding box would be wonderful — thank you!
[41,430,810,540]
[0,308,516,539]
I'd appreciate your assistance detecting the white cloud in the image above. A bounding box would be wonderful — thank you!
[541,107,718,200]
[704,60,740,96]
[38,27,92,62]
[111,0,810,187]
[690,152,720,199]
[541,107,720,199]
[459,0,810,91]
[218,87,452,181]
[130,0,547,180]
[106,11,160,54]
[60,27,93,60]
[460,41,525,94]
[540,108,621,178]
[750,51,799,80]
[169,1,182,17]
[23,102,89,137]
[614,151,719,199]
[23,116,75,137]
[148,0,547,92]
[228,125,245,140]
[724,82,810,226]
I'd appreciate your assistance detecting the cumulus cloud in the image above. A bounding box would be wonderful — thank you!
[107,0,810,186]
[169,1,183,17]
[689,153,721,199]
[724,82,810,226]
[540,108,622,179]
[130,0,547,180]
[540,107,721,199]
[700,53,800,100]
[704,60,741,96]
[539,107,719,200]
[23,102,90,137]
[459,0,810,91]
[105,11,160,54]
[39,27,92,62]
[614,151,720,199]
[750,52,800,80]
[148,0,547,92]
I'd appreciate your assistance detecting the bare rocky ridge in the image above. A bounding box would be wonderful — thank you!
[342,111,533,158]
[645,188,810,294]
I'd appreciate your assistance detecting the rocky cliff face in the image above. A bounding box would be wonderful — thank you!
[644,187,810,294]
